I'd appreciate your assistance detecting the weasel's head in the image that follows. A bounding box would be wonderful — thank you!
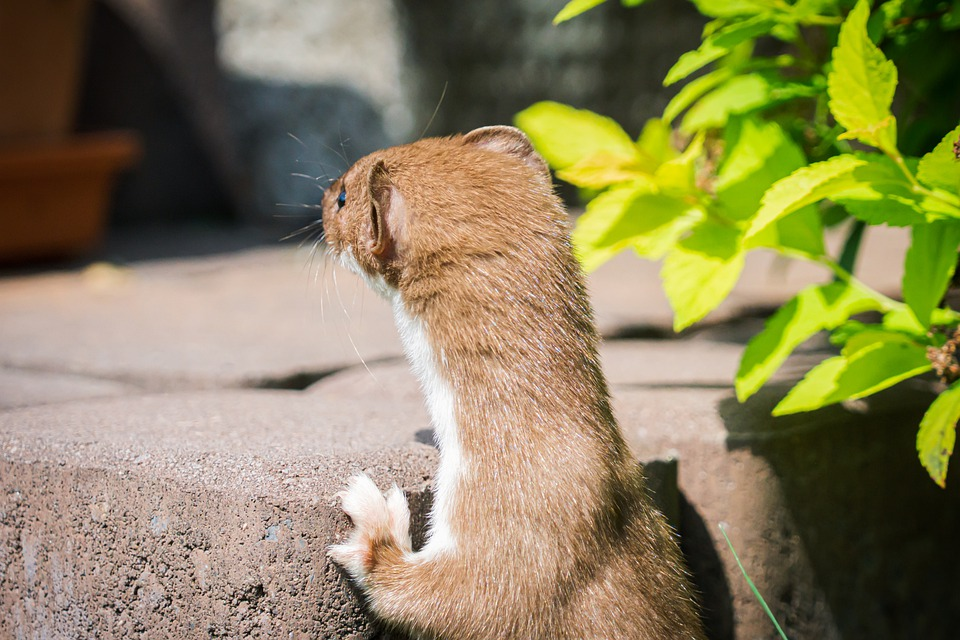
[321,126,557,298]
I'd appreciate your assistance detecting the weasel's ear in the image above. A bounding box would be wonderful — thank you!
[367,160,403,258]
[462,125,550,178]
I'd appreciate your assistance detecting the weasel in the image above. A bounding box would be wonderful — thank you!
[324,126,705,639]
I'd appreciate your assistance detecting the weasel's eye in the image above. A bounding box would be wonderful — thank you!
[336,189,346,209]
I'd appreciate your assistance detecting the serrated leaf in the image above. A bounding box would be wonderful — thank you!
[836,195,928,227]
[882,306,926,335]
[554,0,608,24]
[663,67,735,125]
[917,124,960,192]
[555,151,653,190]
[661,221,745,331]
[717,118,806,220]
[772,355,848,415]
[830,155,928,226]
[680,73,817,133]
[664,17,777,86]
[572,183,700,271]
[665,42,731,89]
[515,102,638,170]
[826,0,899,152]
[903,221,960,326]
[773,333,931,415]
[736,281,882,401]
[681,74,771,132]
[918,381,960,488]
[745,155,866,242]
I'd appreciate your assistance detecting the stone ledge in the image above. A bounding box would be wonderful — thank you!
[0,389,438,639]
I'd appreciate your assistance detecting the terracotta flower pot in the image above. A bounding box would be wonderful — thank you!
[0,0,93,141]
[0,132,141,261]
[0,0,142,262]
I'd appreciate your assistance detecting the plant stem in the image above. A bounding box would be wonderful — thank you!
[890,152,922,189]
[886,149,960,210]
[778,247,904,311]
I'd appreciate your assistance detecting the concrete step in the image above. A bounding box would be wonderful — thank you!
[0,386,436,638]
[6,225,960,639]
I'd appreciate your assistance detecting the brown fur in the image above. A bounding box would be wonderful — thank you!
[324,126,705,639]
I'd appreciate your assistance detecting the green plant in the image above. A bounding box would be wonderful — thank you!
[516,0,960,486]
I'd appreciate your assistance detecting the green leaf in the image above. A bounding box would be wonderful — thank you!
[654,131,705,194]
[714,117,826,256]
[680,75,770,132]
[830,155,928,227]
[554,0,608,24]
[745,155,866,243]
[636,118,678,166]
[663,67,735,125]
[691,0,773,19]
[882,306,925,336]
[746,154,937,240]
[917,381,960,488]
[917,124,960,193]
[736,281,882,401]
[515,102,638,170]
[572,183,701,271]
[826,0,899,153]
[772,207,825,256]
[555,151,653,190]
[661,221,745,331]
[664,17,777,86]
[903,221,960,326]
[791,0,841,21]
[773,333,931,415]
[680,73,817,133]
[716,118,807,221]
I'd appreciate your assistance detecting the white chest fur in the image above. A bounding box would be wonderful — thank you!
[392,300,463,557]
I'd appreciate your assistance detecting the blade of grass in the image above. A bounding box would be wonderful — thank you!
[719,523,789,640]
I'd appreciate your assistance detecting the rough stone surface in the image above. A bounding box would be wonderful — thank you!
[0,248,401,390]
[3,222,956,639]
[0,367,137,410]
[0,390,435,639]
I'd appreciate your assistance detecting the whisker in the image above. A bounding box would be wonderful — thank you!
[290,172,331,186]
[418,81,449,140]
[276,202,322,210]
[287,132,308,149]
[331,267,378,382]
[281,220,324,243]
[317,137,351,170]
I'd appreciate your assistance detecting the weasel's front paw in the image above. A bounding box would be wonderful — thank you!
[328,474,412,584]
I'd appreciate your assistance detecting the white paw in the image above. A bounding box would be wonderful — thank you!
[328,474,412,584]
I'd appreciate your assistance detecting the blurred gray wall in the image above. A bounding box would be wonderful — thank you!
[80,0,705,227]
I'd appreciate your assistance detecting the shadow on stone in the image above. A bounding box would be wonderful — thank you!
[248,369,341,391]
[414,429,437,447]
[604,324,679,341]
[679,493,734,640]
[719,381,960,639]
